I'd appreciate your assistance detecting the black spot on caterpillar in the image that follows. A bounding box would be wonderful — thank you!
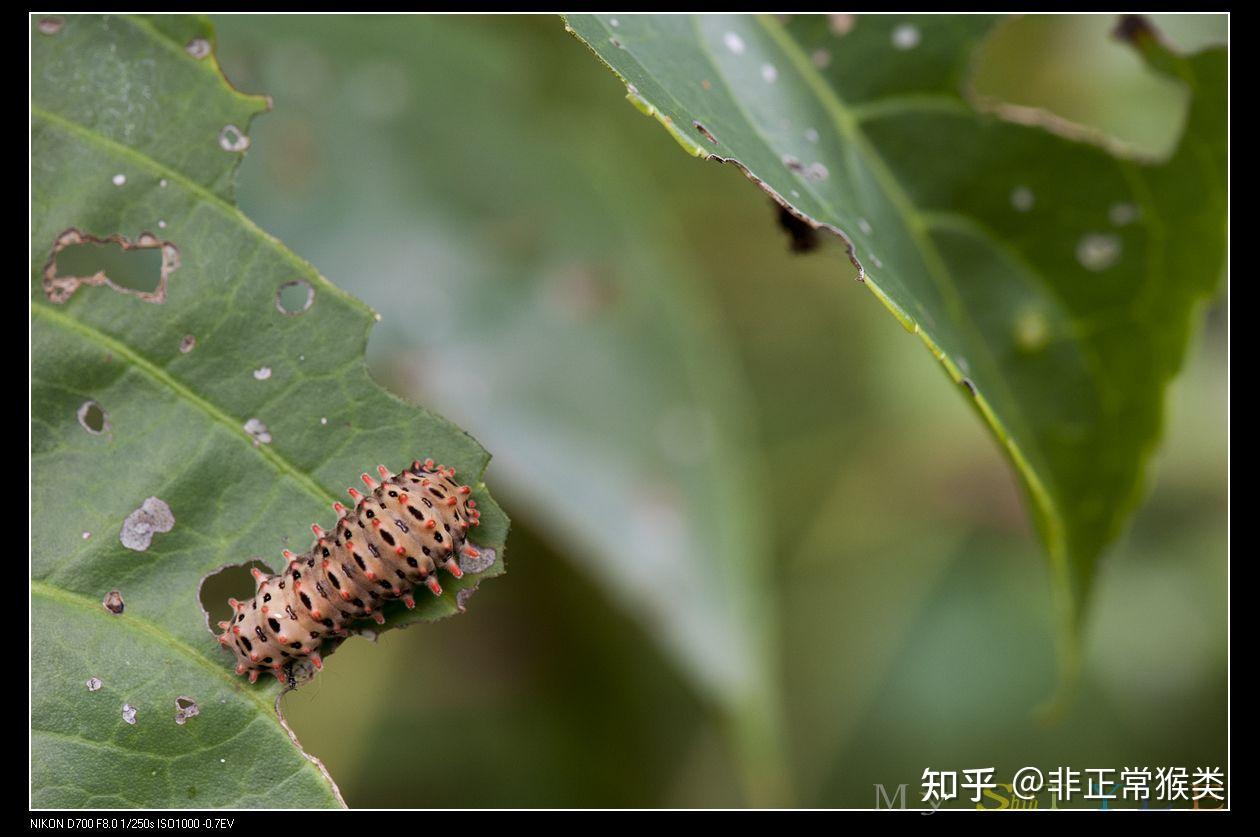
[216,458,485,683]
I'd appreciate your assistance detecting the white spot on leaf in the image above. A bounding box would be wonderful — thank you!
[243,417,272,445]
[1011,185,1035,212]
[120,498,175,552]
[112,174,126,186]
[723,32,746,55]
[761,63,778,83]
[253,366,272,381]
[86,677,102,692]
[1076,233,1122,271]
[218,125,250,153]
[185,37,210,59]
[122,703,137,725]
[1014,309,1050,351]
[892,24,921,50]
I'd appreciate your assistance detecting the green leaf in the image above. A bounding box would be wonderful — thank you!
[563,13,1226,667]
[31,14,507,808]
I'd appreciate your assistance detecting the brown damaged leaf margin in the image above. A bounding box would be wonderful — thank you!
[42,228,180,305]
[275,691,348,808]
[962,17,1185,164]
[561,17,869,282]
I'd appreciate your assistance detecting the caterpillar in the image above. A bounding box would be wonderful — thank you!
[217,457,484,683]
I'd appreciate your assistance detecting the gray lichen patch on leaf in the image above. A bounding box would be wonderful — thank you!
[457,543,497,575]
[42,229,180,305]
[119,497,175,551]
[243,417,272,445]
[185,37,211,59]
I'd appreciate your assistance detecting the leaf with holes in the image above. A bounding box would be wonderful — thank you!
[564,13,1226,671]
[31,14,508,808]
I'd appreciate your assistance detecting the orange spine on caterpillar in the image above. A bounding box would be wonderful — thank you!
[217,458,484,683]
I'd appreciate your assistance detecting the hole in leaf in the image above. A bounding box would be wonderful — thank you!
[174,696,200,725]
[43,229,179,304]
[276,280,315,315]
[102,590,125,615]
[77,400,108,434]
[54,242,163,294]
[198,560,272,632]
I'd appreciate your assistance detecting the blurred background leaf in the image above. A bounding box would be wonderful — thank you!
[564,13,1228,691]
[211,13,1227,807]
